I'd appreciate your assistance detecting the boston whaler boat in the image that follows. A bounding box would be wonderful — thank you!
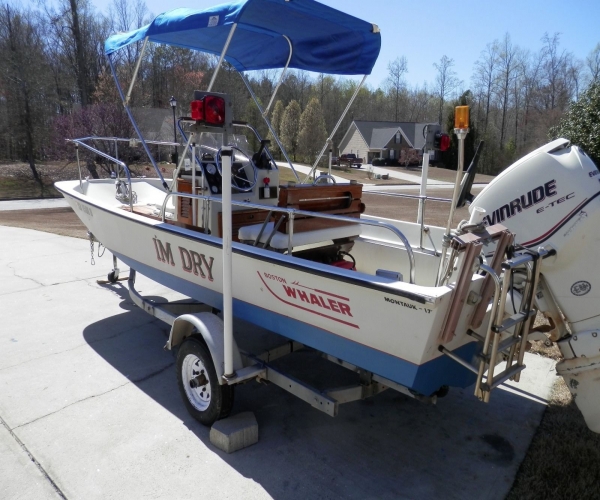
[56,0,600,432]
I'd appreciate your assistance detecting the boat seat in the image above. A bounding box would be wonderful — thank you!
[238,221,361,250]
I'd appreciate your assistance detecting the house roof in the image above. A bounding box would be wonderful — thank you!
[353,121,432,150]
[370,127,410,148]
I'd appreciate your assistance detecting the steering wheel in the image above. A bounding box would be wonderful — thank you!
[215,146,258,192]
[313,173,337,185]
[456,140,484,208]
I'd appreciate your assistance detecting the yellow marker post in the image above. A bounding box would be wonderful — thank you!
[436,105,471,286]
[454,106,470,130]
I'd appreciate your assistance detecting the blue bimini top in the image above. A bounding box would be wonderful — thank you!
[104,0,381,75]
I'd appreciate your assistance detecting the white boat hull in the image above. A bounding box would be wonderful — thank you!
[56,179,480,396]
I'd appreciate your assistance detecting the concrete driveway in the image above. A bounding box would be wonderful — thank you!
[0,226,557,500]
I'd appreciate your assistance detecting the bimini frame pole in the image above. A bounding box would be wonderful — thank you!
[108,52,168,190]
[239,72,300,181]
[125,37,149,106]
[207,23,238,92]
[262,35,293,117]
[303,75,368,182]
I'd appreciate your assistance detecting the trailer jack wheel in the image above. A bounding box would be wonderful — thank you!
[107,255,120,283]
[176,338,234,426]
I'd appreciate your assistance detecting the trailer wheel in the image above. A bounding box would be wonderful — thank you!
[176,337,234,426]
[107,270,118,283]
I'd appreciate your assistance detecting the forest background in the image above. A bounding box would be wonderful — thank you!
[1,0,599,185]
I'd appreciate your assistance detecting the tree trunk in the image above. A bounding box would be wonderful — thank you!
[5,6,41,187]
[69,0,89,106]
[23,93,41,185]
[500,74,509,150]
[86,159,100,179]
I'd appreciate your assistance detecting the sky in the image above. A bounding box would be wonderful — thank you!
[48,0,600,90]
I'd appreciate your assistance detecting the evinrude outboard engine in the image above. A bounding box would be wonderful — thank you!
[470,138,600,432]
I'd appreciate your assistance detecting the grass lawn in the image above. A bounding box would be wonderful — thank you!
[507,378,600,499]
[0,176,59,200]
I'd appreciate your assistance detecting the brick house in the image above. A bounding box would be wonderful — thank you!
[338,120,434,165]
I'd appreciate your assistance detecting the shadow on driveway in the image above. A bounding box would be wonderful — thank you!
[82,287,545,500]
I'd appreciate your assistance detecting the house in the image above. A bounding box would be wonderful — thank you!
[338,120,435,165]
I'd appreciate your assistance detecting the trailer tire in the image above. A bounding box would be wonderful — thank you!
[176,337,234,426]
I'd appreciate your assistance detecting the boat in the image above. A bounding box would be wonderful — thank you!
[55,0,600,433]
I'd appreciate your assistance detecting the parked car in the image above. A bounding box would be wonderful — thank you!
[336,153,363,168]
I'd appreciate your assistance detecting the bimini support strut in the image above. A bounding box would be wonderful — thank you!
[108,51,168,190]
[304,75,368,182]
[207,23,238,92]
[239,71,300,181]
[263,35,293,116]
[125,37,148,106]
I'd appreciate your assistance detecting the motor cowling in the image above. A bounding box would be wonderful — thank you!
[470,138,600,331]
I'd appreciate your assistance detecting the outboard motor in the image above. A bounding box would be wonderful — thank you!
[470,138,600,433]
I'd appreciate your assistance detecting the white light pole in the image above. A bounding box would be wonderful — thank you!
[436,106,470,286]
[169,96,178,164]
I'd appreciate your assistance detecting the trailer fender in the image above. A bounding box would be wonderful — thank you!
[165,312,243,384]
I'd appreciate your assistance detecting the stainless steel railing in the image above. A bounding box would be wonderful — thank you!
[67,136,178,211]
[160,190,417,284]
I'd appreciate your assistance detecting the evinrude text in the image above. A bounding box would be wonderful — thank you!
[484,179,557,226]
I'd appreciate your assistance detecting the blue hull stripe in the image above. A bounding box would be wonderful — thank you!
[117,252,476,395]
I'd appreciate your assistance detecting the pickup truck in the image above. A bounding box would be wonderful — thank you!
[334,153,362,168]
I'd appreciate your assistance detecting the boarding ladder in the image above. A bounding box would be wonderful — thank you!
[438,224,554,402]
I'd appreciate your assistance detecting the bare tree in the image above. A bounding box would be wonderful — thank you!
[385,56,408,122]
[520,50,542,146]
[407,83,433,122]
[312,74,339,132]
[283,70,311,109]
[511,52,528,152]
[567,58,584,101]
[539,32,571,110]
[67,0,90,105]
[433,55,459,126]
[586,43,600,83]
[472,42,498,135]
[0,5,54,183]
[45,0,109,108]
[496,33,520,150]
[110,0,149,71]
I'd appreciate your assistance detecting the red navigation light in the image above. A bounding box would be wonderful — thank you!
[434,131,451,152]
[190,100,204,121]
[204,95,225,126]
[440,133,450,151]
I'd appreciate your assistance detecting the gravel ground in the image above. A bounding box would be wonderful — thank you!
[363,188,481,227]
[0,158,480,236]
[0,207,88,238]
